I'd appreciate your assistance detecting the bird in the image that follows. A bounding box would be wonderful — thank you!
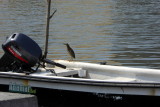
[63,43,75,61]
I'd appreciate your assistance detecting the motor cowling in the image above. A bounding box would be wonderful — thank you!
[0,33,42,71]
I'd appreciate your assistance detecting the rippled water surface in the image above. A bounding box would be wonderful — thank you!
[0,0,160,69]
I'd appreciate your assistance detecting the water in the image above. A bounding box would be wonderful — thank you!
[0,1,160,106]
[0,0,160,69]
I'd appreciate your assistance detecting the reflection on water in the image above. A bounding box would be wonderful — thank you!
[0,0,160,69]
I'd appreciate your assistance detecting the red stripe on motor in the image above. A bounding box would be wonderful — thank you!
[7,46,28,64]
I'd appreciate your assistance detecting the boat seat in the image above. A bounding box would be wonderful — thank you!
[55,68,78,77]
[55,68,86,77]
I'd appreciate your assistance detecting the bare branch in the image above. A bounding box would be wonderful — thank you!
[49,9,57,19]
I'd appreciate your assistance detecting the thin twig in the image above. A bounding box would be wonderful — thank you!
[49,9,57,19]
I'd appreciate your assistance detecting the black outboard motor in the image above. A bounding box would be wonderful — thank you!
[0,33,66,73]
[0,33,42,72]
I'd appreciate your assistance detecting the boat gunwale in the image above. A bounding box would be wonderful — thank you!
[0,72,160,88]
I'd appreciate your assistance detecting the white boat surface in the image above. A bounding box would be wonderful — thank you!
[0,60,160,96]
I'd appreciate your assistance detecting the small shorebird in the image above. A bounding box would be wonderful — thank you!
[63,43,75,61]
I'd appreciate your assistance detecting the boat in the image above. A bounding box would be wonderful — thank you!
[0,58,160,96]
[0,0,160,98]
